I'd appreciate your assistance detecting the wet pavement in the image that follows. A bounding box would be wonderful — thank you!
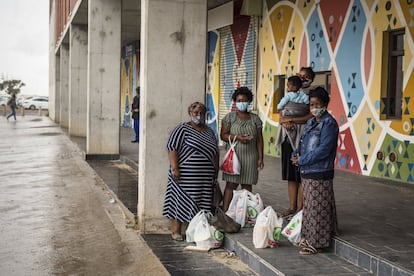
[0,115,167,275]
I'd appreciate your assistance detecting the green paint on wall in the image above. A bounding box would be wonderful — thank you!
[263,121,280,157]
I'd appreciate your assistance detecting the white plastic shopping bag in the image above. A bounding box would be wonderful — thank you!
[245,191,264,227]
[220,136,240,175]
[185,210,223,249]
[253,206,284,248]
[226,189,264,227]
[281,210,304,244]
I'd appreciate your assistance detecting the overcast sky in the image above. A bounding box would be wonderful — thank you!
[0,1,49,96]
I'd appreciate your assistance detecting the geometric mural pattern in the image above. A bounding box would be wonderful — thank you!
[256,1,414,184]
[207,1,414,184]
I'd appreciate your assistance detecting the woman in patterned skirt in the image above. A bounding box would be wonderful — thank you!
[220,87,264,212]
[291,87,339,255]
[162,102,219,241]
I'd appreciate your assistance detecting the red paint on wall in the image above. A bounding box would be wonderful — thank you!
[299,32,308,68]
[364,30,372,86]
[329,69,348,127]
[336,127,362,173]
[231,16,251,66]
[319,0,350,52]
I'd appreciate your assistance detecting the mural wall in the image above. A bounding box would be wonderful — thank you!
[120,42,140,128]
[207,0,414,184]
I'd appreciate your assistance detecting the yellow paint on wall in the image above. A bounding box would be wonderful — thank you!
[257,16,279,125]
[390,71,414,134]
[269,5,294,61]
[280,12,303,76]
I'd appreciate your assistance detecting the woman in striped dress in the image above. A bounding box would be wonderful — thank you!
[163,102,219,241]
[220,87,264,212]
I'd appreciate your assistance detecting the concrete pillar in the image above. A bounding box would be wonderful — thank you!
[49,0,60,122]
[69,24,88,137]
[138,0,207,233]
[60,43,70,128]
[86,0,121,157]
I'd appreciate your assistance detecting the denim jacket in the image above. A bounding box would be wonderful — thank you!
[293,113,339,175]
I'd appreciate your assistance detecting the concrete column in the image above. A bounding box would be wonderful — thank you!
[49,0,60,122]
[69,24,88,137]
[59,44,70,128]
[86,0,121,157]
[138,0,207,233]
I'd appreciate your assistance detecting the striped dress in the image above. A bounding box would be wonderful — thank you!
[162,123,219,223]
[222,112,263,185]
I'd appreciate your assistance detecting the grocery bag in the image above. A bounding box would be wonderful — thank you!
[220,136,240,175]
[186,210,223,250]
[253,206,283,248]
[281,210,304,244]
[226,189,264,227]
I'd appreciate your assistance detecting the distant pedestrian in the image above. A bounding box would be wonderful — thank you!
[163,102,219,241]
[131,87,140,143]
[291,87,339,255]
[6,94,17,121]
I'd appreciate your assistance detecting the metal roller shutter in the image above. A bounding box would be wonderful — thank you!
[218,16,258,139]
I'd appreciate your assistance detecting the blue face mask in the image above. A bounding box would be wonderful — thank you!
[236,102,249,112]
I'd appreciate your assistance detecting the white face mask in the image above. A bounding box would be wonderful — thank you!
[191,115,203,125]
[310,107,326,117]
[236,102,249,112]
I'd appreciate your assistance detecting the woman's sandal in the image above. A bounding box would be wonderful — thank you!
[171,233,184,241]
[280,209,296,219]
[299,240,318,255]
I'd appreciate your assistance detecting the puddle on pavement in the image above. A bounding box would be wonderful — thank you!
[87,160,138,214]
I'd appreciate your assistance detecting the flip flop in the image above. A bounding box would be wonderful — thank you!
[171,233,184,241]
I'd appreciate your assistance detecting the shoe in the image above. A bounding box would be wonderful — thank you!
[280,209,296,219]
[299,241,319,255]
[171,233,184,241]
[131,140,138,143]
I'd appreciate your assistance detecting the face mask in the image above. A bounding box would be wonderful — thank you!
[310,107,326,117]
[191,115,203,125]
[236,102,249,112]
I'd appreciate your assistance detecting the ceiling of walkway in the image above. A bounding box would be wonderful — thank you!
[70,0,233,46]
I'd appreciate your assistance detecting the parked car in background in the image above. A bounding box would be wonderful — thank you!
[22,97,49,110]
[0,95,11,106]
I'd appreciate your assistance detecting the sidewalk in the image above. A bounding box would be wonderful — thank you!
[0,116,168,275]
[115,126,414,275]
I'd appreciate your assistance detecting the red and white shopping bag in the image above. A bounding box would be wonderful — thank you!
[220,136,240,175]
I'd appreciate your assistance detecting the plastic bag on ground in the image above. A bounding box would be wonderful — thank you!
[281,210,304,244]
[253,206,283,248]
[226,189,264,227]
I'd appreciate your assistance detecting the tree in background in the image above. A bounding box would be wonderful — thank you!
[0,80,25,95]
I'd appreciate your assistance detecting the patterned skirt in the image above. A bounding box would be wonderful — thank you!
[301,178,338,249]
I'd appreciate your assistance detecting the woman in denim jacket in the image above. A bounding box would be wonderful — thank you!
[291,87,339,255]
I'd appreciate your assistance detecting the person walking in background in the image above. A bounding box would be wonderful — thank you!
[131,87,140,143]
[278,67,315,219]
[220,87,264,212]
[6,94,17,121]
[291,86,339,255]
[162,102,219,241]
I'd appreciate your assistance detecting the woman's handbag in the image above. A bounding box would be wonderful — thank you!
[220,136,240,175]
[208,207,241,233]
[212,180,223,208]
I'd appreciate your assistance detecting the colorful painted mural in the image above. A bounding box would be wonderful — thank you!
[207,0,414,184]
[120,42,140,128]
[255,0,414,183]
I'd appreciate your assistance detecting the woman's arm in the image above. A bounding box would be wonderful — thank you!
[168,150,180,180]
[257,128,264,170]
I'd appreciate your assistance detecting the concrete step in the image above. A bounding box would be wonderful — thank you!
[224,230,413,276]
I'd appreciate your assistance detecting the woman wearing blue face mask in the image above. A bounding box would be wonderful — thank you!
[291,87,339,255]
[220,87,264,212]
[163,102,219,241]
